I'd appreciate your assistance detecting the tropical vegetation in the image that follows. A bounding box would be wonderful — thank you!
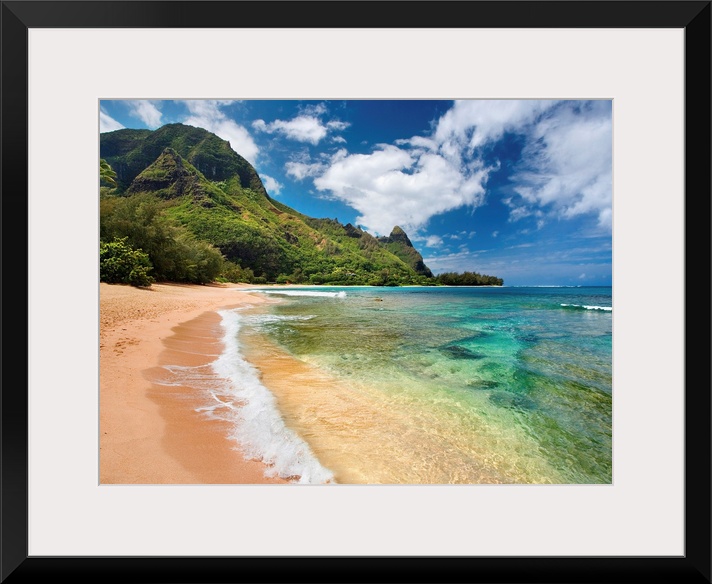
[99,124,503,288]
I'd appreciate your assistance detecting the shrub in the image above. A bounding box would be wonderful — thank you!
[100,193,225,284]
[220,260,254,283]
[100,237,154,287]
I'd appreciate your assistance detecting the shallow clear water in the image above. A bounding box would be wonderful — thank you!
[241,286,612,485]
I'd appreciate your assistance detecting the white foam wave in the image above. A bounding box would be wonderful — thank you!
[244,314,316,326]
[212,308,335,484]
[195,391,239,414]
[255,289,347,298]
[561,303,612,312]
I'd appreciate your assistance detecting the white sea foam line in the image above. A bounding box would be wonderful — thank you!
[253,289,347,298]
[244,314,316,325]
[195,392,238,413]
[561,303,612,311]
[212,307,335,484]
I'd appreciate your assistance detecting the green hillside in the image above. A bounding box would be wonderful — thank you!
[101,123,264,194]
[99,123,502,288]
[377,226,434,278]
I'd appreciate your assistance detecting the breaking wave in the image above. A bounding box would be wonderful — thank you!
[560,303,612,312]
[254,289,347,298]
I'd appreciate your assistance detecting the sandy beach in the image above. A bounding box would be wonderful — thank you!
[99,281,290,484]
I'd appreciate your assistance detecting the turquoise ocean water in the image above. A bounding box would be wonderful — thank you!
[204,286,612,485]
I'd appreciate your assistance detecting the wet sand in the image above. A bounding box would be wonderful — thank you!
[99,281,289,484]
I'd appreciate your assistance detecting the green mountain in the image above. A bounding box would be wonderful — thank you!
[99,124,437,286]
[377,226,433,278]
[101,123,265,194]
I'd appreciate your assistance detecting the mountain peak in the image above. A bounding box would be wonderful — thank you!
[127,147,203,199]
[101,124,267,196]
[380,225,414,248]
[377,226,432,277]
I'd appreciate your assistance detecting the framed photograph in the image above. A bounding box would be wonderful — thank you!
[4,1,710,582]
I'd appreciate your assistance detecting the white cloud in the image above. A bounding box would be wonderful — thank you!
[422,250,475,271]
[327,120,350,131]
[100,110,124,132]
[510,101,612,231]
[302,102,328,116]
[253,115,328,145]
[434,99,554,155]
[184,100,236,116]
[252,105,349,146]
[425,235,444,247]
[127,100,163,128]
[433,100,612,232]
[301,99,611,243]
[314,144,489,236]
[397,135,437,151]
[261,174,283,196]
[180,100,259,165]
[285,161,325,181]
[506,243,535,249]
[308,100,563,237]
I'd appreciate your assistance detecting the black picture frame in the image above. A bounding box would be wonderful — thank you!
[2,1,710,583]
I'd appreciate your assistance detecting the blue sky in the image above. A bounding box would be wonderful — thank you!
[100,99,612,286]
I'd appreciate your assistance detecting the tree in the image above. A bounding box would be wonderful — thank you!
[100,193,226,284]
[100,159,118,194]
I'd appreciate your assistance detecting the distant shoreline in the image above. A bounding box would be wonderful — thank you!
[239,282,610,288]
